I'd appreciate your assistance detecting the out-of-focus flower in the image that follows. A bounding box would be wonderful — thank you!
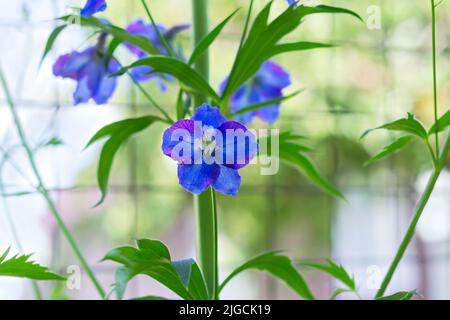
[161,104,258,195]
[221,61,291,124]
[53,33,119,105]
[287,0,298,8]
[125,20,189,90]
[80,0,107,17]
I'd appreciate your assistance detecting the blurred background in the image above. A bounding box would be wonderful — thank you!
[1,0,450,300]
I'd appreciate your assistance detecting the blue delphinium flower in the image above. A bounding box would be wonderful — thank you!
[80,0,107,17]
[221,61,291,124]
[125,20,189,90]
[53,33,119,105]
[287,0,298,8]
[162,104,258,195]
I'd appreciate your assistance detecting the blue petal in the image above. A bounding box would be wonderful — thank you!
[92,72,117,104]
[217,121,258,169]
[162,119,200,163]
[80,0,107,17]
[192,104,227,128]
[178,163,220,194]
[73,77,91,105]
[255,104,280,124]
[287,0,298,8]
[257,61,291,90]
[213,166,241,196]
[53,48,93,80]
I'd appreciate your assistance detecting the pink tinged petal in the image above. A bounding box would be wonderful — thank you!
[162,119,201,163]
[178,163,220,194]
[192,104,227,128]
[212,166,241,196]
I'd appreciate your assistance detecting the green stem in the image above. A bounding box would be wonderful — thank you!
[0,66,106,299]
[375,2,447,298]
[191,0,219,300]
[431,0,440,152]
[140,0,175,57]
[375,132,450,298]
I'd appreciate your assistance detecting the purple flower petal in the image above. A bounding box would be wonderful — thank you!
[53,49,93,80]
[162,119,201,163]
[287,0,298,8]
[213,166,241,196]
[217,121,258,169]
[192,104,227,128]
[80,0,107,17]
[178,163,220,194]
[74,77,91,105]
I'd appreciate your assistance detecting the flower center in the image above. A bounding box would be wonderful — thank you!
[196,126,219,158]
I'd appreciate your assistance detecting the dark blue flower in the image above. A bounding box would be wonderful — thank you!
[162,104,258,195]
[53,33,119,105]
[222,61,291,124]
[125,20,189,90]
[80,0,107,17]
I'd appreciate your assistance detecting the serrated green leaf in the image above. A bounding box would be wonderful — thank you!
[0,248,65,281]
[219,251,314,300]
[103,239,206,300]
[362,113,427,140]
[429,109,450,134]
[303,258,355,291]
[364,136,415,166]
[40,25,67,66]
[188,9,239,66]
[377,290,421,300]
[85,116,164,206]
[230,90,303,117]
[115,56,220,102]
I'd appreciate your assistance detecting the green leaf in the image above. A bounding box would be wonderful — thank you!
[330,288,353,300]
[172,259,209,300]
[219,251,314,300]
[429,109,450,134]
[221,4,361,105]
[364,136,415,166]
[0,248,65,281]
[265,41,335,59]
[281,150,344,199]
[230,90,303,117]
[58,15,160,55]
[188,9,239,65]
[103,239,206,300]
[85,116,164,206]
[362,113,428,140]
[40,25,67,66]
[377,290,421,300]
[115,56,220,102]
[303,258,355,291]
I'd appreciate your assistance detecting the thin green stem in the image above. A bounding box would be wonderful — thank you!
[0,65,106,299]
[140,0,175,57]
[191,0,219,300]
[431,0,440,152]
[376,132,450,298]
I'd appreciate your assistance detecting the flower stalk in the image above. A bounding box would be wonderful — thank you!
[191,0,219,300]
[0,65,106,299]
[375,2,449,297]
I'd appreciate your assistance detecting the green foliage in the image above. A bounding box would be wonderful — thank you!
[303,258,356,295]
[40,25,67,65]
[362,113,427,140]
[103,239,208,300]
[85,116,164,206]
[221,3,362,106]
[376,290,420,300]
[0,247,65,281]
[188,9,239,66]
[115,56,220,102]
[260,131,343,199]
[429,109,450,134]
[364,136,415,166]
[219,251,314,300]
